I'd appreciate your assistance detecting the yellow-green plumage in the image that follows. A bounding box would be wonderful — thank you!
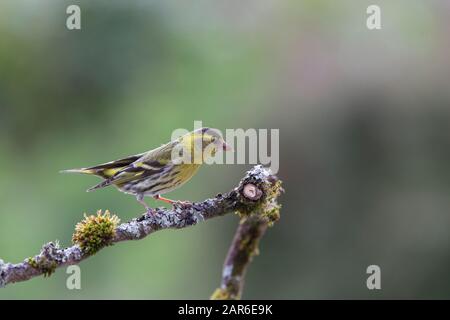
[62,128,230,210]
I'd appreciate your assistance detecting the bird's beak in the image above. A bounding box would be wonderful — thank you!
[222,142,233,152]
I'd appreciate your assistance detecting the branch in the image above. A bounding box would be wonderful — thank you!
[210,217,269,300]
[210,167,282,300]
[0,165,282,295]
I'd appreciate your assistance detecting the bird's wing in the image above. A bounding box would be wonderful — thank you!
[131,141,174,169]
[63,153,145,178]
[86,142,176,192]
[62,153,146,181]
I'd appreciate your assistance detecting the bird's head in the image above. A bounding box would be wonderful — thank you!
[177,127,232,164]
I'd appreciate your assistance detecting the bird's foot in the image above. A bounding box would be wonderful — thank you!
[172,200,193,209]
[136,207,156,222]
[146,207,157,216]
[136,194,156,217]
[154,195,192,209]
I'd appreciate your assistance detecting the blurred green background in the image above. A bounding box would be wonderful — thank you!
[1,0,450,299]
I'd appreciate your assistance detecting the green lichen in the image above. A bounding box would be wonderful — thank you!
[72,210,120,255]
[266,180,283,203]
[235,201,263,217]
[239,232,260,257]
[210,287,236,300]
[239,234,252,251]
[27,257,57,277]
[27,257,38,268]
[262,204,282,226]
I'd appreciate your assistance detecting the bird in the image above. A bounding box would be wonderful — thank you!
[62,128,232,214]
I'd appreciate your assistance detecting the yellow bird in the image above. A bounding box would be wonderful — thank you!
[62,128,232,213]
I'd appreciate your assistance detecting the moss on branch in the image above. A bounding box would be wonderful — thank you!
[72,210,120,255]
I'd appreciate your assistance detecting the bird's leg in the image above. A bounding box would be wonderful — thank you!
[153,194,176,204]
[154,195,192,208]
[136,194,155,216]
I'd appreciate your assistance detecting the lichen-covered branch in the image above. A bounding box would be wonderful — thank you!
[0,165,282,291]
[211,166,283,300]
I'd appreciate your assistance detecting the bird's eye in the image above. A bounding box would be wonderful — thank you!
[211,137,216,142]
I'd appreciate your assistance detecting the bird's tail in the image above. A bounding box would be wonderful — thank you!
[86,178,115,192]
[60,168,96,175]
[61,168,115,192]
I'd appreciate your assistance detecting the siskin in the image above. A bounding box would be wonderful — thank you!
[62,128,232,213]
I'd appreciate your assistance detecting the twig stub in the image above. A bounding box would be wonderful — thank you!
[242,184,263,201]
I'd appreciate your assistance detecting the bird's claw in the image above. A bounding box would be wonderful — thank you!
[145,207,157,217]
[137,208,156,221]
[172,200,192,209]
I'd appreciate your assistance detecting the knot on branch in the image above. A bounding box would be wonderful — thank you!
[235,165,283,225]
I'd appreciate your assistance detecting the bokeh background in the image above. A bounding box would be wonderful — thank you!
[1,0,450,299]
